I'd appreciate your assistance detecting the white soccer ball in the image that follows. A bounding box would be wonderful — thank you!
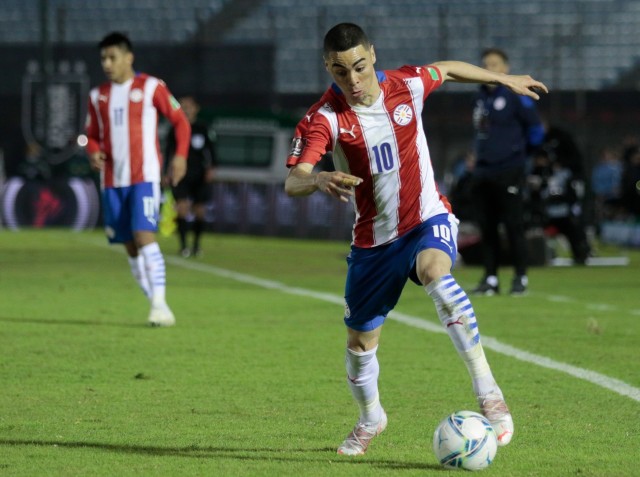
[433,410,498,471]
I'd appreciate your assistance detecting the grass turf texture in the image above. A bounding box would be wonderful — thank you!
[0,229,638,476]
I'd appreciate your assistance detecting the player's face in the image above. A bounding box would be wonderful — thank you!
[325,44,380,107]
[482,53,509,74]
[100,46,134,84]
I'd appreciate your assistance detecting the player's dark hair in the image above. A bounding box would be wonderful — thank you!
[323,23,370,56]
[481,47,508,63]
[99,32,133,52]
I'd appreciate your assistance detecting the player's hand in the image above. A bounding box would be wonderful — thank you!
[315,171,362,203]
[89,151,106,171]
[502,75,548,100]
[169,155,187,186]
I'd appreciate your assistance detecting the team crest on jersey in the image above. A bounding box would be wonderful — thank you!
[393,104,413,126]
[129,88,144,103]
[289,137,306,157]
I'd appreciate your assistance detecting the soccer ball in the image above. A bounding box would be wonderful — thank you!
[433,410,498,471]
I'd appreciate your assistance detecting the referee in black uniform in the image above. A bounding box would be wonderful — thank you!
[165,96,217,257]
[471,48,544,295]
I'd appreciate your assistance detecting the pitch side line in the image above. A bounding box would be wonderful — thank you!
[165,256,640,403]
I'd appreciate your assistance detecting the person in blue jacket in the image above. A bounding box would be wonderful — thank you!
[471,48,545,296]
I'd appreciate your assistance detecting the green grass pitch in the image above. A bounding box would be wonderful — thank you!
[0,229,638,476]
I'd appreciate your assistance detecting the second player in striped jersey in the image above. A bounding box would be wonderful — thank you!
[86,32,191,327]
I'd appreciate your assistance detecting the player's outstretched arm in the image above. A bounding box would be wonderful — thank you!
[432,61,548,100]
[285,163,362,203]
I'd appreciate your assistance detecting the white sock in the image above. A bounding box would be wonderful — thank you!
[127,255,151,300]
[140,242,167,308]
[426,274,499,397]
[345,346,383,425]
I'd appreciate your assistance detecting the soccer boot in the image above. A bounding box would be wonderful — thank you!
[478,392,514,446]
[471,277,499,296]
[337,410,387,456]
[148,304,176,327]
[509,275,528,296]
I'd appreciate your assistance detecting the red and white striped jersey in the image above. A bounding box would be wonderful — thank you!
[287,65,452,248]
[86,73,190,188]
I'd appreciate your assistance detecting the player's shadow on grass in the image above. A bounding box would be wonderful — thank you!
[0,316,144,328]
[0,439,441,471]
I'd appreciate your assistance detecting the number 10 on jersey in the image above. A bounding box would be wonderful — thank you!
[371,142,396,174]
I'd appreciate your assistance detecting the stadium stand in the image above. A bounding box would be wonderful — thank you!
[1,1,639,93]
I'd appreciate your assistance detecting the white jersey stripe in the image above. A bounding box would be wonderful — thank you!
[142,77,160,182]
[355,93,401,245]
[404,77,444,223]
[108,80,132,187]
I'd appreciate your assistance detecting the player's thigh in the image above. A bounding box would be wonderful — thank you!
[130,182,161,233]
[410,214,459,285]
[344,245,411,332]
[102,187,133,244]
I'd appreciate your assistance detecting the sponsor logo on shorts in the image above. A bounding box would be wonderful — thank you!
[440,239,454,254]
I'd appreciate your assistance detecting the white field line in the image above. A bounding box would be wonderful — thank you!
[535,293,633,316]
[162,256,640,403]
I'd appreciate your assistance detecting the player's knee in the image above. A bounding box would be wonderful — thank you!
[417,263,448,286]
[416,249,452,286]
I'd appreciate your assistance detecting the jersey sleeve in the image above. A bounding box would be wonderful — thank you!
[394,65,444,101]
[286,101,334,168]
[152,82,191,158]
[516,95,545,147]
[85,90,101,155]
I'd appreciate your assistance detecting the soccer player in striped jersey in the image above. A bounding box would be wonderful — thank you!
[85,32,191,327]
[285,23,547,455]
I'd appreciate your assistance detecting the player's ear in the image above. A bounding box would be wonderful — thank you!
[370,45,377,65]
[127,51,134,67]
